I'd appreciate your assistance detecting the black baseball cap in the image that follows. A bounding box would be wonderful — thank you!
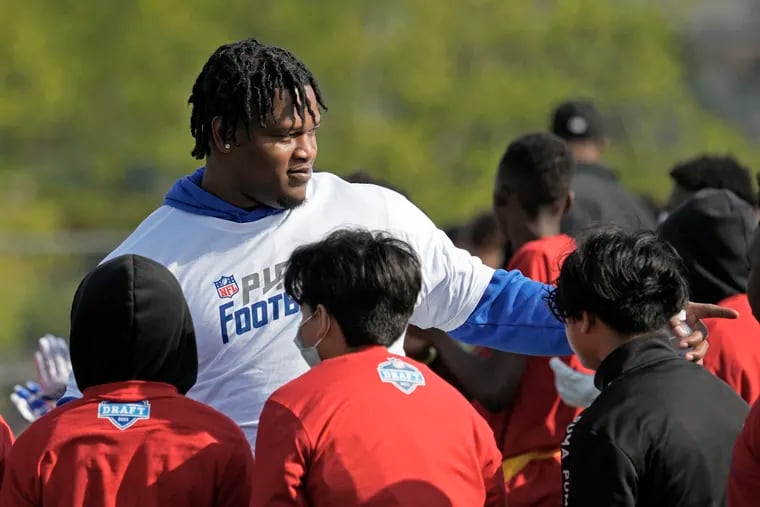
[551,100,604,141]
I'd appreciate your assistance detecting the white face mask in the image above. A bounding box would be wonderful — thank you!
[294,310,327,368]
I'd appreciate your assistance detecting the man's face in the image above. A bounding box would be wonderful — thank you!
[227,86,320,209]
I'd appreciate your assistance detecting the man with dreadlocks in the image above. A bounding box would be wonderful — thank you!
[57,38,720,450]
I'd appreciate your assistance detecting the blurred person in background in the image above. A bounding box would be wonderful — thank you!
[550,229,747,507]
[662,155,757,224]
[466,211,506,269]
[550,100,656,236]
[60,37,682,451]
[659,188,760,404]
[0,255,253,507]
[442,223,472,251]
[408,133,590,507]
[252,230,505,507]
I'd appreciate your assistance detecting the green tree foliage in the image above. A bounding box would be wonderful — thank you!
[0,0,755,348]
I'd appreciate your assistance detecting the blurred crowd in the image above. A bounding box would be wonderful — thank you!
[2,37,760,507]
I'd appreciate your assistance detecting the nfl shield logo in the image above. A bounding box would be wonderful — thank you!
[377,357,426,395]
[214,275,239,299]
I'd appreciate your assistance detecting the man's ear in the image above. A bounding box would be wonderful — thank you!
[211,116,236,153]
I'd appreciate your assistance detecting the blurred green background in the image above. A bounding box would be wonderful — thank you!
[1,0,759,430]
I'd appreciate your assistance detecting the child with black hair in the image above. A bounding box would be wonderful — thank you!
[549,229,748,506]
[413,132,586,507]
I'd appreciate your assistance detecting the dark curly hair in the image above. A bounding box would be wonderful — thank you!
[496,132,574,218]
[669,155,756,206]
[284,229,422,348]
[545,228,688,334]
[188,38,327,159]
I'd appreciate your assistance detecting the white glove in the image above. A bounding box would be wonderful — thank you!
[548,357,600,409]
[10,381,54,422]
[9,335,73,423]
[34,334,72,399]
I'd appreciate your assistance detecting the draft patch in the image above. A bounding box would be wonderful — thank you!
[377,357,426,395]
[98,401,151,430]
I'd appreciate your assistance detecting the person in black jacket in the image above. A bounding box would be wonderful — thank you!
[546,228,748,507]
[550,100,656,236]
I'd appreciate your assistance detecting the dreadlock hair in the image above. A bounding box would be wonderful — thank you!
[189,38,328,159]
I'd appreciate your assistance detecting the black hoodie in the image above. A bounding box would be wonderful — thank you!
[69,254,198,394]
[659,188,757,305]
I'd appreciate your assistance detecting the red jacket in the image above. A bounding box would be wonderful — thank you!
[252,347,505,506]
[0,381,253,507]
[729,397,760,506]
[475,234,588,507]
[703,294,760,405]
[0,415,13,493]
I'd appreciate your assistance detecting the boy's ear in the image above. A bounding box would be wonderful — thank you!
[580,311,594,334]
[494,185,510,208]
[564,190,574,214]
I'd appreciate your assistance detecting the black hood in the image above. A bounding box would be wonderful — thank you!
[659,189,757,304]
[70,254,198,394]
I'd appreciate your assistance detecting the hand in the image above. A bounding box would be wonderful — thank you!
[10,381,56,422]
[669,302,737,362]
[548,357,599,408]
[404,327,433,359]
[34,334,72,399]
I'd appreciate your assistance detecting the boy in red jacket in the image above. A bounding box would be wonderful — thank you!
[252,230,505,507]
[409,132,589,507]
[0,254,253,507]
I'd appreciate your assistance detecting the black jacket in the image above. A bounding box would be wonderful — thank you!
[561,335,748,507]
[69,254,198,394]
[561,162,656,237]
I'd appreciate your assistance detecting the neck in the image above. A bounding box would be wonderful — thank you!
[201,159,261,210]
[569,142,601,164]
[508,213,563,252]
[596,330,654,368]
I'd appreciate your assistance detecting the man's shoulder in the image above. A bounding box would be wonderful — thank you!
[311,171,410,210]
[103,205,183,262]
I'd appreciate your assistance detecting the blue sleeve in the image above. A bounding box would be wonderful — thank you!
[56,396,78,407]
[449,269,573,355]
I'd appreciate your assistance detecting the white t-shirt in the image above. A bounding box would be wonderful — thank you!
[63,172,493,447]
